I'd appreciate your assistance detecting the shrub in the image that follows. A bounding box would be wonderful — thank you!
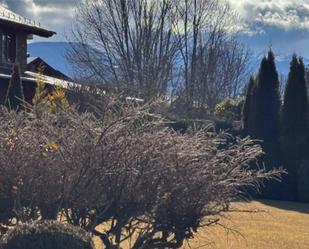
[0,220,94,249]
[214,97,245,123]
[0,93,282,249]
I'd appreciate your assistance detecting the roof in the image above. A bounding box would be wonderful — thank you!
[0,5,55,37]
[0,71,78,90]
[0,72,144,103]
[25,71,78,89]
[27,57,72,81]
[27,57,39,64]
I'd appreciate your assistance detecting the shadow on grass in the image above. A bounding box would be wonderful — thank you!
[258,199,309,214]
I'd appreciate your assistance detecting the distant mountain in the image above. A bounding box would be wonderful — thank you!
[28,42,309,79]
[28,42,74,77]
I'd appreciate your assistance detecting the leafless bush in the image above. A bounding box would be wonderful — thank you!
[0,95,281,248]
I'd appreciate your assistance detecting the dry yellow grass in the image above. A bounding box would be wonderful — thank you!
[94,200,309,249]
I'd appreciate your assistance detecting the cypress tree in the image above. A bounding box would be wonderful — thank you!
[254,51,281,160]
[282,55,308,200]
[5,63,24,110]
[250,51,282,199]
[242,76,256,136]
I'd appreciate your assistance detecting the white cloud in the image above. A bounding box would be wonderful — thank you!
[228,0,309,34]
[1,0,309,55]
[228,0,309,56]
[0,0,78,41]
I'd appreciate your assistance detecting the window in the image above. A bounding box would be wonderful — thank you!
[0,32,16,63]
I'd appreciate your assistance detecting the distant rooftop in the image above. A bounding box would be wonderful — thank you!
[0,5,55,38]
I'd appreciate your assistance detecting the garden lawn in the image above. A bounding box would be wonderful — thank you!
[94,200,309,249]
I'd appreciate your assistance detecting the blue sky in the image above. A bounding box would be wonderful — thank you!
[1,0,309,57]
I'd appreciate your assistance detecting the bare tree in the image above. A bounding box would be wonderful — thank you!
[172,0,251,117]
[68,0,179,100]
[69,0,251,115]
[279,73,287,96]
[194,35,251,113]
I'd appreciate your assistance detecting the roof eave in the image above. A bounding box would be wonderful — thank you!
[27,26,56,38]
[0,19,56,38]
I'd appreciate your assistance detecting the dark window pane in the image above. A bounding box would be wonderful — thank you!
[0,33,16,63]
[8,35,16,62]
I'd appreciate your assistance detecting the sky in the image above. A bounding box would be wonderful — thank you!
[0,0,78,42]
[229,0,309,57]
[1,0,309,57]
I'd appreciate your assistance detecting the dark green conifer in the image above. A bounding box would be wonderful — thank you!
[5,63,24,110]
[243,76,256,136]
[254,51,281,157]
[282,55,308,200]
[250,51,281,199]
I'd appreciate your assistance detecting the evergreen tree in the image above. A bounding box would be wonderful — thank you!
[249,51,282,199]
[242,76,256,136]
[254,51,281,159]
[5,63,24,110]
[282,55,308,200]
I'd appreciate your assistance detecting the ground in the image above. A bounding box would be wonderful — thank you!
[94,200,309,249]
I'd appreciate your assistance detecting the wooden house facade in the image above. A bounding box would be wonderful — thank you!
[0,5,68,105]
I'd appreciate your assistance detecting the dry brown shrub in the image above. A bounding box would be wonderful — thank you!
[0,94,281,249]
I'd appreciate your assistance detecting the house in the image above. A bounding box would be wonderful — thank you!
[0,5,55,74]
[0,5,76,105]
[27,57,72,81]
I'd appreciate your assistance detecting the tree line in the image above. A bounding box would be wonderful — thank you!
[243,51,309,201]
